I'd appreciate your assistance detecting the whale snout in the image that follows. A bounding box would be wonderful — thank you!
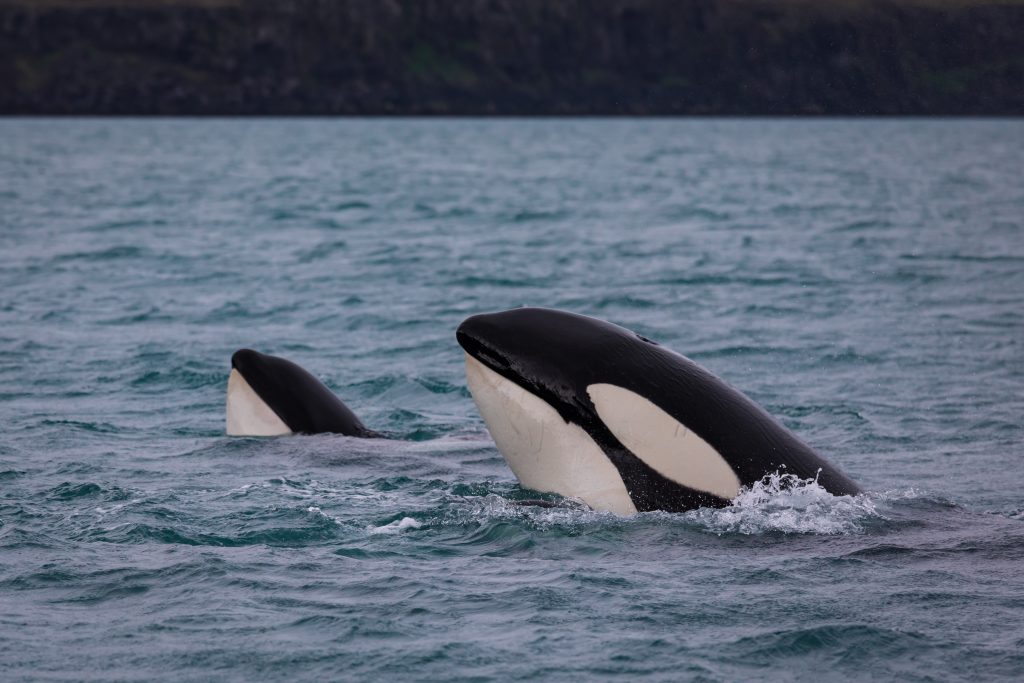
[230,348,265,373]
[454,312,495,348]
[454,315,482,353]
[456,313,513,374]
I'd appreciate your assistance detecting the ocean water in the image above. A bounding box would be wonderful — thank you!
[1,119,1022,682]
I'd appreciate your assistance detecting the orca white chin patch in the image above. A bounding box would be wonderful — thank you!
[464,354,637,515]
[226,368,292,436]
[587,383,741,501]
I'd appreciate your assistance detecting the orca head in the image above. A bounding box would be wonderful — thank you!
[458,308,744,514]
[227,349,370,437]
[456,307,653,425]
[457,308,861,513]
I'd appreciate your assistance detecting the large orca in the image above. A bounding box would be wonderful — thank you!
[456,308,861,515]
[226,349,378,437]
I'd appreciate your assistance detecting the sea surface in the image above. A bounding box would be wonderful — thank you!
[1,119,1022,682]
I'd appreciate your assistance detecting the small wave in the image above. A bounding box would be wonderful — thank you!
[447,275,553,288]
[51,245,147,262]
[129,364,223,390]
[721,623,934,663]
[441,492,617,533]
[510,209,568,223]
[49,482,104,500]
[331,200,371,211]
[660,204,730,222]
[368,517,422,535]
[875,487,955,505]
[686,472,881,535]
[48,482,133,503]
[592,295,658,310]
[295,240,349,263]
[40,419,120,434]
[88,519,344,547]
[99,306,173,325]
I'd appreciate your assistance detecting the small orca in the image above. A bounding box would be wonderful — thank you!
[456,307,861,515]
[226,349,379,437]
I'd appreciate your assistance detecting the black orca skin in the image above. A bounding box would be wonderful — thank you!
[456,307,861,512]
[231,349,379,437]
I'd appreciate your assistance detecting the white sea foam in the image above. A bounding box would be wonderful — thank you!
[368,517,423,534]
[686,471,881,535]
[441,475,882,536]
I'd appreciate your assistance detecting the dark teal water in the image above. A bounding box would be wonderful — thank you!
[1,119,1022,681]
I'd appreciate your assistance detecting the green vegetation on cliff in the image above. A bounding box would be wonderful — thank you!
[1,0,1022,114]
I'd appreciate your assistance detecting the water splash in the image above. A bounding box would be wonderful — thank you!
[686,471,881,535]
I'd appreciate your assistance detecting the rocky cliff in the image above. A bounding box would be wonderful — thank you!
[2,0,1022,114]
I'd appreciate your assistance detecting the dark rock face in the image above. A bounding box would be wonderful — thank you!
[2,0,1022,115]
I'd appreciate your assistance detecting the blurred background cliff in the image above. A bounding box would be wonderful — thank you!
[2,0,1022,115]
